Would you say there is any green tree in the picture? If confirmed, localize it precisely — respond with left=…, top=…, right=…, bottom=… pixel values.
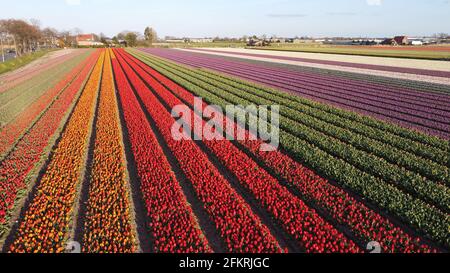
left=124, top=32, right=138, bottom=47
left=112, top=36, right=119, bottom=45
left=99, top=32, right=108, bottom=45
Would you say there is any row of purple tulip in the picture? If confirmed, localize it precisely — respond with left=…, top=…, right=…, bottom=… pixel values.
left=141, top=48, right=450, bottom=139
left=192, top=48, right=450, bottom=79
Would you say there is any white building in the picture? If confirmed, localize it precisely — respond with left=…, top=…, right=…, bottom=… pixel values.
left=411, top=40, right=424, bottom=46
left=165, top=39, right=186, bottom=43
left=76, top=34, right=104, bottom=47
left=188, top=38, right=214, bottom=43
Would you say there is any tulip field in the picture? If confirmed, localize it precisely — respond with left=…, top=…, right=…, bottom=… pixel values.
left=0, top=47, right=448, bottom=253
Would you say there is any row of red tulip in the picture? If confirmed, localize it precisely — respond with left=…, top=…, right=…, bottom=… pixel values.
left=113, top=49, right=282, bottom=253
left=9, top=50, right=105, bottom=253
left=0, top=52, right=92, bottom=157
left=0, top=51, right=99, bottom=237
left=81, top=50, right=136, bottom=253
left=124, top=49, right=437, bottom=253
left=111, top=50, right=212, bottom=253
left=116, top=49, right=360, bottom=253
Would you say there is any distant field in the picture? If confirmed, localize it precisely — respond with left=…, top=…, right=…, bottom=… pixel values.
left=247, top=44, right=450, bottom=60
left=153, top=42, right=246, bottom=48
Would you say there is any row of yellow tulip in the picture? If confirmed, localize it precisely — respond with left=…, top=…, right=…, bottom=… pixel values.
left=81, top=49, right=136, bottom=253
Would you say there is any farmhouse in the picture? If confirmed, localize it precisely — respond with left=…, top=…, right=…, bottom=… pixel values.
left=292, top=38, right=315, bottom=44
left=247, top=39, right=271, bottom=47
left=164, top=36, right=186, bottom=43
left=393, top=36, right=408, bottom=45
left=76, top=34, right=104, bottom=46
left=166, top=39, right=186, bottom=43
left=381, top=38, right=396, bottom=45
left=269, top=37, right=286, bottom=43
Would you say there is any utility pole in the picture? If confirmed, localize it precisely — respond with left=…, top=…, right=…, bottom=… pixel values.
left=0, top=35, right=4, bottom=63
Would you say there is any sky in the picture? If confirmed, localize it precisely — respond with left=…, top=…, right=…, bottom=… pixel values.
left=1, top=0, right=449, bottom=38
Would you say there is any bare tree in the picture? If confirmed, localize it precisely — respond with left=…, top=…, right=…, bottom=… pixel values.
left=112, top=36, right=119, bottom=45
left=59, top=30, right=75, bottom=48
left=96, top=32, right=105, bottom=45
left=9, top=19, right=41, bottom=54
left=30, top=18, right=41, bottom=29
left=28, top=19, right=42, bottom=51
left=117, top=32, right=126, bottom=40
left=42, top=27, right=58, bottom=47
left=144, top=27, right=158, bottom=44
left=438, top=33, right=449, bottom=39
left=72, top=28, right=83, bottom=36
left=4, top=19, right=32, bottom=56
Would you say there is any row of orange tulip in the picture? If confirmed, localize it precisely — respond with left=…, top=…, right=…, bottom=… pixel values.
left=9, top=50, right=105, bottom=253
left=81, top=49, right=136, bottom=253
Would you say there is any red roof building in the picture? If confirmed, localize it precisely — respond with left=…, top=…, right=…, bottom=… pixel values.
left=76, top=34, right=95, bottom=42
left=394, top=36, right=408, bottom=45
left=76, top=34, right=103, bottom=46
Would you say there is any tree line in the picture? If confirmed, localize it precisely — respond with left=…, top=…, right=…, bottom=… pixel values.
left=0, top=19, right=42, bottom=57
left=0, top=18, right=88, bottom=60
left=111, top=27, right=158, bottom=47
left=0, top=20, right=159, bottom=58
